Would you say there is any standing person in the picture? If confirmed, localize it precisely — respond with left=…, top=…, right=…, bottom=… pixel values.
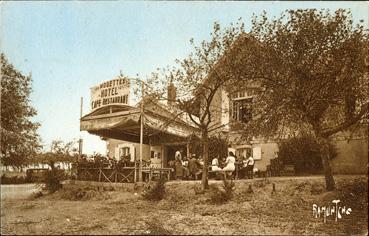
left=246, top=154, right=255, bottom=179
left=182, top=156, right=190, bottom=180
left=174, top=151, right=183, bottom=180
left=235, top=154, right=243, bottom=179
left=239, top=155, right=248, bottom=179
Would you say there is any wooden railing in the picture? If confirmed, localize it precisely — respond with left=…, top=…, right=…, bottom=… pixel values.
left=76, top=163, right=173, bottom=183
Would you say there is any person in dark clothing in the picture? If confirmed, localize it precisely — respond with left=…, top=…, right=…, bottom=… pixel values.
left=188, top=154, right=202, bottom=180
left=246, top=154, right=255, bottom=179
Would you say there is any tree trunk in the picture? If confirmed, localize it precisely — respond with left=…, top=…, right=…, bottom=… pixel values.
left=201, top=129, right=209, bottom=191
left=318, top=137, right=335, bottom=191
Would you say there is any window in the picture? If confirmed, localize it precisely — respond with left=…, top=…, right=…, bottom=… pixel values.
left=231, top=92, right=239, bottom=99
left=231, top=98, right=253, bottom=123
left=119, top=147, right=130, bottom=158
left=236, top=148, right=252, bottom=159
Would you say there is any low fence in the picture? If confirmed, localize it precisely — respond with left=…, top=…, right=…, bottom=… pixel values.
left=77, top=167, right=136, bottom=183
left=76, top=163, right=173, bottom=183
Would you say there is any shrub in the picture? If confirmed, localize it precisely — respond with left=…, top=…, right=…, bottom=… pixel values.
left=1, top=174, right=29, bottom=184
left=41, top=161, right=68, bottom=193
left=42, top=169, right=63, bottom=192
left=278, top=135, right=337, bottom=175
left=188, top=134, right=228, bottom=162
left=142, top=178, right=166, bottom=201
left=209, top=179, right=235, bottom=204
left=59, top=186, right=111, bottom=201
left=209, top=136, right=229, bottom=162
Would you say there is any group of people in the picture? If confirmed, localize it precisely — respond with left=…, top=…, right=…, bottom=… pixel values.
left=171, top=150, right=255, bottom=180
left=169, top=151, right=204, bottom=180
left=210, top=151, right=255, bottom=179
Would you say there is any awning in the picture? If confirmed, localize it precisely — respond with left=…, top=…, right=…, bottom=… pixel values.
left=80, top=104, right=200, bottom=145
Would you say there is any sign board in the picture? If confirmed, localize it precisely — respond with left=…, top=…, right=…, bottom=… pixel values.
left=90, top=77, right=130, bottom=111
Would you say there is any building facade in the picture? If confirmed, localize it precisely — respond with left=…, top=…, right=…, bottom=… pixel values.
left=207, top=84, right=368, bottom=174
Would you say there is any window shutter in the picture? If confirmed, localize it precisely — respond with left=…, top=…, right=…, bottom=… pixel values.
left=114, top=147, right=119, bottom=160
left=253, top=146, right=261, bottom=160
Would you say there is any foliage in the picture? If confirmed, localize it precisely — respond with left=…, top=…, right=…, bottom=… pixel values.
left=43, top=169, right=63, bottom=193
left=59, top=186, right=112, bottom=201
left=31, top=139, right=78, bottom=166
left=188, top=134, right=229, bottom=161
left=0, top=174, right=30, bottom=184
left=0, top=53, right=41, bottom=167
left=209, top=179, right=235, bottom=204
left=35, top=139, right=77, bottom=192
left=142, top=178, right=166, bottom=201
left=336, top=177, right=368, bottom=207
left=232, top=9, right=369, bottom=140
left=224, top=9, right=368, bottom=190
left=209, top=135, right=229, bottom=161
left=146, top=21, right=246, bottom=191
left=90, top=152, right=107, bottom=165
left=188, top=134, right=202, bottom=157
left=278, top=135, right=337, bottom=174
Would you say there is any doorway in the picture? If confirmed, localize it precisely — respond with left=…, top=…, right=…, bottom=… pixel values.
left=165, top=145, right=187, bottom=167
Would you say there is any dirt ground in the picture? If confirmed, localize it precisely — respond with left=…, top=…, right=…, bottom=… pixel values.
left=1, top=175, right=368, bottom=235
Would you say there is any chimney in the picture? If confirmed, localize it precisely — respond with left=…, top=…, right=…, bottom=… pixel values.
left=167, top=81, right=177, bottom=106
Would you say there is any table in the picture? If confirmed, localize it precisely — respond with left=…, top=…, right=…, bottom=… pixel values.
left=142, top=167, right=173, bottom=181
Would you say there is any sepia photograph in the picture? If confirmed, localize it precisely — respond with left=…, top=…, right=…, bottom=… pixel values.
left=1, top=1, right=368, bottom=235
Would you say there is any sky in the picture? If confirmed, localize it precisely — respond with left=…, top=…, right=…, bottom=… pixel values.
left=1, top=1, right=368, bottom=155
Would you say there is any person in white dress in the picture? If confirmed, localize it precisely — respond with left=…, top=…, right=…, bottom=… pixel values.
left=222, top=152, right=236, bottom=172
left=211, top=156, right=222, bottom=171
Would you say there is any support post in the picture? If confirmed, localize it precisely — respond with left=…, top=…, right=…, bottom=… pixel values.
left=78, top=97, right=83, bottom=162
left=139, top=81, right=144, bottom=182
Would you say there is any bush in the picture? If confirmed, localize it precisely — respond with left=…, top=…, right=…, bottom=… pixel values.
left=1, top=174, right=29, bottom=184
left=59, top=186, right=111, bottom=201
left=278, top=135, right=337, bottom=175
left=209, top=179, right=235, bottom=204
left=188, top=134, right=228, bottom=162
left=42, top=168, right=64, bottom=193
left=142, top=178, right=166, bottom=201
left=209, top=136, right=229, bottom=162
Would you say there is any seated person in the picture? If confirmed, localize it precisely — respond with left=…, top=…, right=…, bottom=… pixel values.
left=211, top=156, right=222, bottom=171
left=222, top=152, right=236, bottom=171
left=221, top=152, right=236, bottom=178
left=188, top=154, right=203, bottom=180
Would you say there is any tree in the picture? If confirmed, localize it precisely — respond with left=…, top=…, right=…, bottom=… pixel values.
left=147, top=22, right=245, bottom=190
left=1, top=53, right=41, bottom=168
left=278, top=134, right=337, bottom=175
left=34, top=139, right=78, bottom=167
left=228, top=9, right=368, bottom=190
